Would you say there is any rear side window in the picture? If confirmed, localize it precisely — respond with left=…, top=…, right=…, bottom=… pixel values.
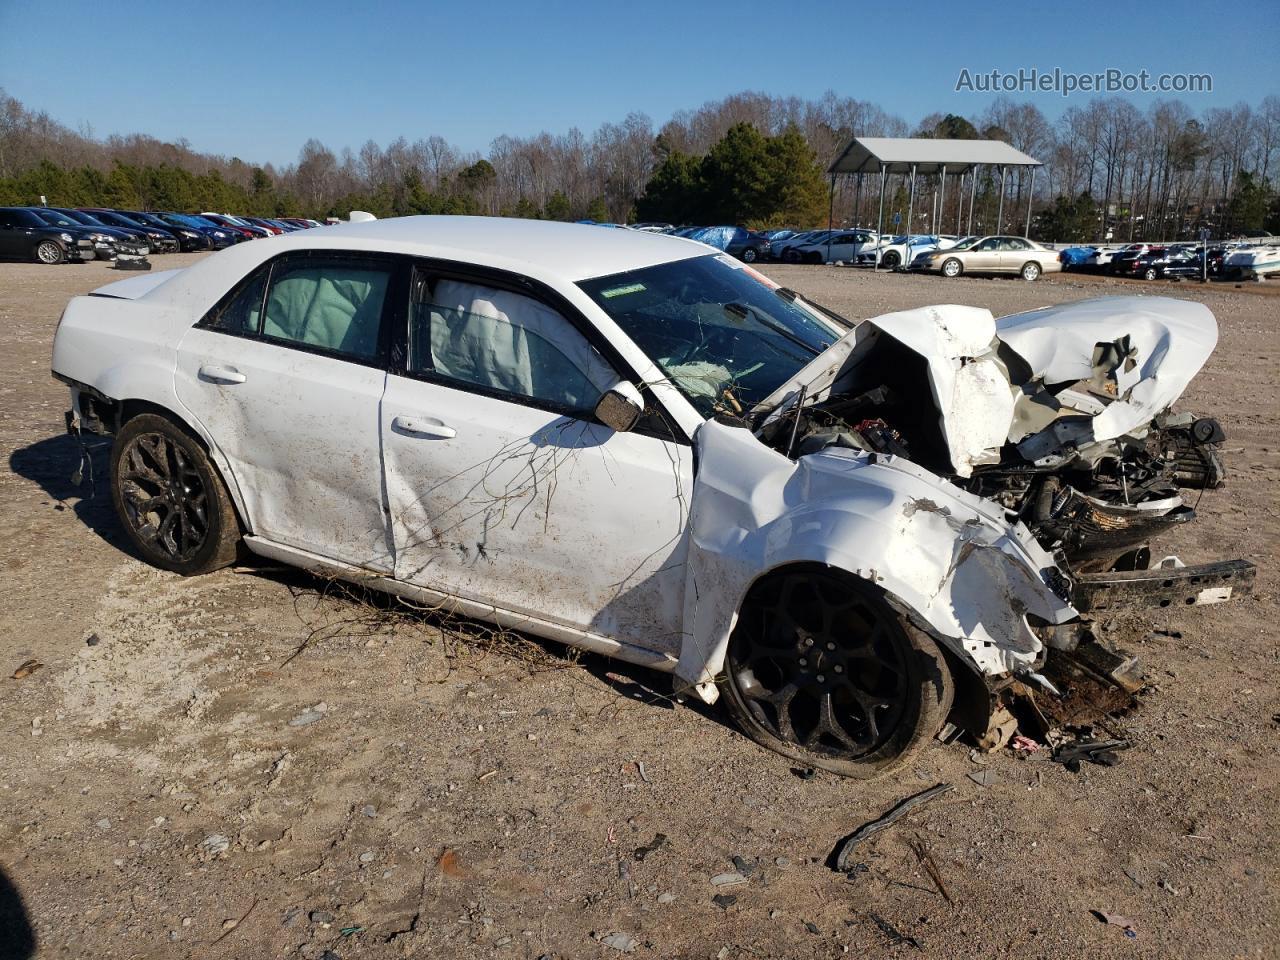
left=261, top=259, right=393, bottom=361
left=205, top=268, right=268, bottom=334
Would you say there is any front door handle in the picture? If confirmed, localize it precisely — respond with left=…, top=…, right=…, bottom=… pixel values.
left=391, top=415, right=456, bottom=439
left=199, top=363, right=247, bottom=385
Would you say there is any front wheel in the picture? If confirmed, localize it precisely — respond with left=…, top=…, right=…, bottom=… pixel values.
left=881, top=251, right=901, bottom=269
left=110, top=413, right=241, bottom=575
left=1143, top=267, right=1158, bottom=280
left=720, top=569, right=953, bottom=778
left=941, top=257, right=962, bottom=278
left=1020, top=261, right=1042, bottom=281
left=35, top=240, right=65, bottom=264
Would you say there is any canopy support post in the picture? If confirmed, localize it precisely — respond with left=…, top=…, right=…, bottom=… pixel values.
left=968, top=166, right=978, bottom=235
left=827, top=174, right=835, bottom=262
left=854, top=173, right=863, bottom=228
left=996, top=165, right=1007, bottom=233
left=1024, top=166, right=1036, bottom=237
left=874, top=164, right=887, bottom=272
left=938, top=165, right=947, bottom=239
left=904, top=163, right=917, bottom=268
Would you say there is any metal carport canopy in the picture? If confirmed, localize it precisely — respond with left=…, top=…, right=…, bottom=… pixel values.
left=828, top=137, right=1041, bottom=175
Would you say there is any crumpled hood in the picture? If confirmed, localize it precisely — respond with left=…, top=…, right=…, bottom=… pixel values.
left=756, top=295, right=1218, bottom=476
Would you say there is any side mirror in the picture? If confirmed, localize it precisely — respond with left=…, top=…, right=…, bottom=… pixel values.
left=594, top=381, right=644, bottom=433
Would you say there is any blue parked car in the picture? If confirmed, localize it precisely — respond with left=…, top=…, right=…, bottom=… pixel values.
left=155, top=213, right=239, bottom=249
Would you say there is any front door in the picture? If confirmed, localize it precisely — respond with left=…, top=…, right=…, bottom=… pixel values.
left=380, top=266, right=691, bottom=654
left=174, top=251, right=400, bottom=570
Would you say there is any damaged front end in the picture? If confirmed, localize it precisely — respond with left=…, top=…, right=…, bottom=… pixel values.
left=706, top=295, right=1254, bottom=750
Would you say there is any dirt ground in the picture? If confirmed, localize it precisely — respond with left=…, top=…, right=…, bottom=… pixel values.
left=0, top=253, right=1276, bottom=960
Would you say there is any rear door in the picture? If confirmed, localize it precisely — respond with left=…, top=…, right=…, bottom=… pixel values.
left=174, top=251, right=403, bottom=570
left=378, top=262, right=691, bottom=654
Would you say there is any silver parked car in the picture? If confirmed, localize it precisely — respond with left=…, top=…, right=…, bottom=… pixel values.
left=910, top=235, right=1062, bottom=280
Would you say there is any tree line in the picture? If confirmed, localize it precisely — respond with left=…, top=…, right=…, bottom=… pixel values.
left=1, top=87, right=1276, bottom=240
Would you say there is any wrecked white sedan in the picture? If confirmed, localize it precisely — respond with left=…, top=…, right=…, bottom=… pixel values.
left=51, top=217, right=1253, bottom=776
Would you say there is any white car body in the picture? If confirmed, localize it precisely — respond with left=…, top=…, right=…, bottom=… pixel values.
left=50, top=217, right=1249, bottom=766
left=856, top=235, right=955, bottom=268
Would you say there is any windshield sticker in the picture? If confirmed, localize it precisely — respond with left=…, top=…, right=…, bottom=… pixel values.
left=601, top=282, right=646, bottom=299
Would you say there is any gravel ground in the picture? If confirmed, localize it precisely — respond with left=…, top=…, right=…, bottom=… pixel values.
left=0, top=253, right=1276, bottom=959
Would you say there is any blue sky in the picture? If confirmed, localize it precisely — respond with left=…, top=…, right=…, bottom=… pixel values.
left=1, top=1, right=1273, bottom=166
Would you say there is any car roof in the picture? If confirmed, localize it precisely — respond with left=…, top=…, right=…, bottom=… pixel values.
left=277, top=215, right=711, bottom=281
left=127, top=215, right=717, bottom=312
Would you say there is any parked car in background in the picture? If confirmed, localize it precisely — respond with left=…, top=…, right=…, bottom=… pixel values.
left=119, top=211, right=211, bottom=251
left=80, top=209, right=180, bottom=253
left=0, top=206, right=94, bottom=263
left=1057, top=246, right=1097, bottom=270
left=1131, top=248, right=1202, bottom=280
left=770, top=229, right=833, bottom=260
left=785, top=230, right=877, bottom=264
left=29, top=208, right=144, bottom=260
left=200, top=213, right=270, bottom=240
left=47, top=207, right=153, bottom=250
left=240, top=216, right=287, bottom=235
left=910, top=235, right=1062, bottom=280
left=858, top=235, right=954, bottom=269
left=687, top=226, right=771, bottom=263
left=154, top=213, right=237, bottom=249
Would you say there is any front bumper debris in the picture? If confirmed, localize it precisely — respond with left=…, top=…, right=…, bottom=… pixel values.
left=1071, top=558, right=1256, bottom=614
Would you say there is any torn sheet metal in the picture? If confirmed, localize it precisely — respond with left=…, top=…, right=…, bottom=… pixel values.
left=753, top=295, right=1218, bottom=477
left=676, top=420, right=1077, bottom=701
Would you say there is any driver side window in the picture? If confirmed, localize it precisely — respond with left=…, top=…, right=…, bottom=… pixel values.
left=975, top=238, right=999, bottom=251
left=407, top=270, right=618, bottom=414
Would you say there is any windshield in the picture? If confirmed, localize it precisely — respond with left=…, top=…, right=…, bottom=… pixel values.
left=32, top=209, right=78, bottom=227
left=65, top=210, right=106, bottom=225
left=948, top=236, right=982, bottom=251
left=106, top=213, right=147, bottom=228
left=579, top=254, right=843, bottom=418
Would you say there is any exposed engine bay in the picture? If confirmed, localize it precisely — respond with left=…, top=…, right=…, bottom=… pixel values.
left=739, top=296, right=1255, bottom=743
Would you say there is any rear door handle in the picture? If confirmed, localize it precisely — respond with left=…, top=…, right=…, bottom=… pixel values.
left=199, top=363, right=247, bottom=385
left=392, top=415, right=456, bottom=439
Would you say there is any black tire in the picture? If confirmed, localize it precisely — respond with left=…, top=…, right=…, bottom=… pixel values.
left=35, top=240, right=65, bottom=265
left=720, top=568, right=953, bottom=778
left=110, top=413, right=241, bottom=576
left=881, top=251, right=900, bottom=269
left=1143, top=267, right=1158, bottom=280
left=741, top=247, right=758, bottom=263
left=941, top=257, right=963, bottom=278
left=784, top=249, right=802, bottom=263
left=1020, top=261, right=1041, bottom=281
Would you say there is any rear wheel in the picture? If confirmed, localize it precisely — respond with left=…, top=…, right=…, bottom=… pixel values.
left=741, top=247, right=758, bottom=263
left=110, top=413, right=241, bottom=576
left=35, top=240, right=65, bottom=264
left=941, top=257, right=963, bottom=278
left=1020, top=261, right=1042, bottom=281
left=720, top=568, right=952, bottom=778
left=1143, top=267, right=1158, bottom=280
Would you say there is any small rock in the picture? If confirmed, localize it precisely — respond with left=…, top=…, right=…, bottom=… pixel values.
left=310, top=909, right=336, bottom=925
left=967, top=769, right=999, bottom=787
left=730, top=855, right=755, bottom=876
left=221, top=918, right=238, bottom=931
left=95, top=818, right=112, bottom=831
left=359, top=851, right=375, bottom=863
left=804, top=921, right=820, bottom=934
left=656, top=892, right=676, bottom=904
left=182, top=917, right=193, bottom=928
left=289, top=709, right=325, bottom=727
left=769, top=908, right=783, bottom=920
left=200, top=833, right=230, bottom=855
left=710, top=872, right=748, bottom=887
left=774, top=856, right=791, bottom=867
left=711, top=894, right=737, bottom=910
left=595, top=930, right=638, bottom=952
left=360, top=805, right=377, bottom=818
left=86, top=633, right=101, bottom=646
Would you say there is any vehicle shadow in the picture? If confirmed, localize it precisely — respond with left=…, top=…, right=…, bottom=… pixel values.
left=7, top=433, right=135, bottom=554
left=238, top=561, right=729, bottom=732
left=0, top=865, right=36, bottom=959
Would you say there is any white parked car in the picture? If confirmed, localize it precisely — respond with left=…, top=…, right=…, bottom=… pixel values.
left=51, top=217, right=1252, bottom=776
left=783, top=229, right=878, bottom=264
left=854, top=235, right=955, bottom=269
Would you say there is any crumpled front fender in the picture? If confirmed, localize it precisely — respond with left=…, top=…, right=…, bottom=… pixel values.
left=677, top=421, right=1078, bottom=702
